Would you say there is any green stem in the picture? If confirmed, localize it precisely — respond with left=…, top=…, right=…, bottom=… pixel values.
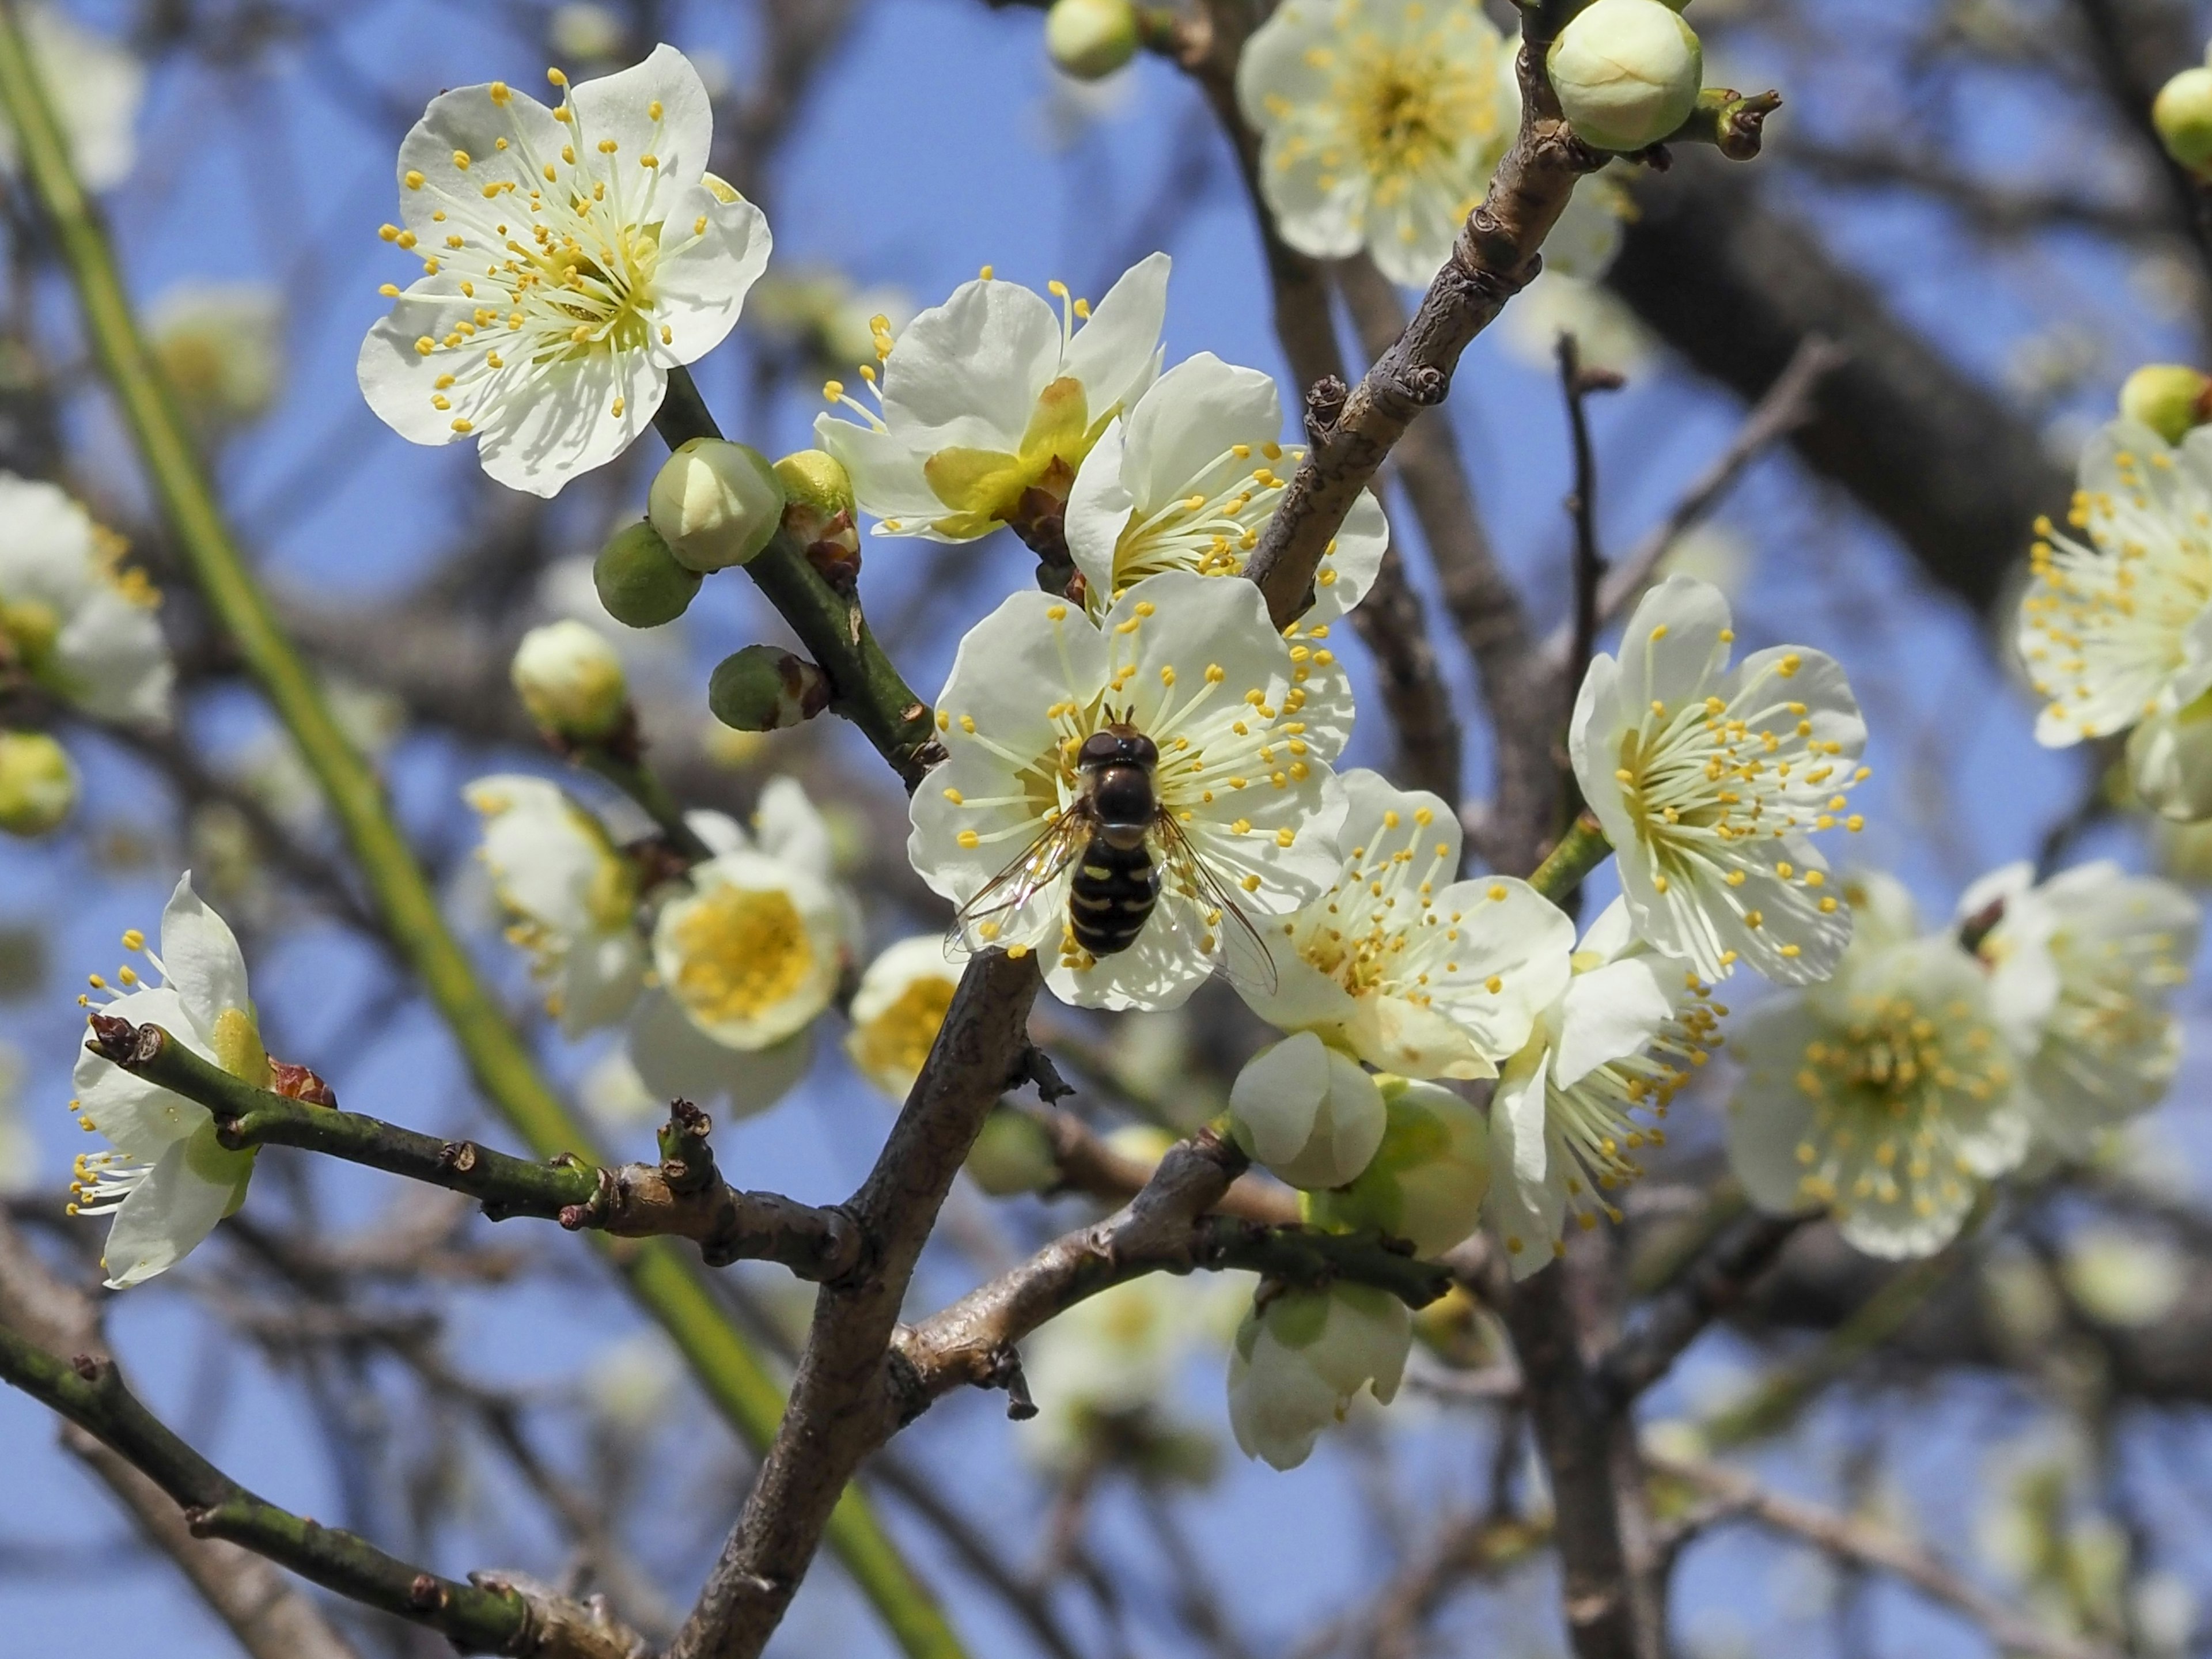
left=0, top=1328, right=532, bottom=1654
left=577, top=741, right=715, bottom=862
left=1527, top=813, right=1612, bottom=904
left=0, top=16, right=961, bottom=1656
left=654, top=374, right=938, bottom=789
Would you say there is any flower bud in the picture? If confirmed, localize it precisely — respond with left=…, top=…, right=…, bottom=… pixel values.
left=2120, top=365, right=2212, bottom=447
left=2154, top=66, right=2212, bottom=177
left=1226, top=1283, right=1410, bottom=1470
left=649, top=438, right=785, bottom=573
left=593, top=520, right=703, bottom=629
left=773, top=448, right=856, bottom=520
left=708, top=645, right=833, bottom=733
left=511, top=619, right=628, bottom=743
left=965, top=1107, right=1059, bottom=1195
left=1046, top=0, right=1141, bottom=80
left=1306, top=1078, right=1490, bottom=1256
left=1228, top=1031, right=1387, bottom=1191
left=1548, top=0, right=1705, bottom=153
left=0, top=731, right=74, bottom=837
left=2129, top=690, right=2212, bottom=822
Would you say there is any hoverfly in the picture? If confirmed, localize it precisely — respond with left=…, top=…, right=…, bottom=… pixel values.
left=950, top=716, right=1275, bottom=988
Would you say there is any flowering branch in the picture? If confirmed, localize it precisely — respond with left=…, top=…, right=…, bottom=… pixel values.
left=0, top=1324, right=647, bottom=1658
left=0, top=24, right=959, bottom=1657
left=653, top=374, right=939, bottom=789
left=83, top=1016, right=865, bottom=1282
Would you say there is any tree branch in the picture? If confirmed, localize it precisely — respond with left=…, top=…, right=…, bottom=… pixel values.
left=82, top=1016, right=865, bottom=1282
left=1596, top=1213, right=1804, bottom=1405
left=0, top=1322, right=646, bottom=1658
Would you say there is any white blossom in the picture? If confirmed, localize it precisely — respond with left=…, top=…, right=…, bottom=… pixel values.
left=147, top=281, right=286, bottom=431
left=357, top=46, right=771, bottom=498
left=1959, top=860, right=2198, bottom=1156
left=1237, top=769, right=1575, bottom=1080
left=1226, top=1283, right=1410, bottom=1471
left=70, top=876, right=264, bottom=1288
left=0, top=474, right=171, bottom=728
left=632, top=779, right=847, bottom=1118
left=1229, top=1030, right=1388, bottom=1190
left=845, top=935, right=961, bottom=1099
left=1570, top=573, right=1870, bottom=984
left=464, top=774, right=644, bottom=1036
left=908, top=570, right=1346, bottom=1010
left=2017, top=420, right=2212, bottom=748
left=1064, top=350, right=1387, bottom=752
left=814, top=255, right=1168, bottom=541
left=1490, top=897, right=1723, bottom=1277
left=1728, top=872, right=2031, bottom=1260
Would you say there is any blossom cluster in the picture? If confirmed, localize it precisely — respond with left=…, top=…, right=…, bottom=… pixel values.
left=45, top=37, right=2202, bottom=1505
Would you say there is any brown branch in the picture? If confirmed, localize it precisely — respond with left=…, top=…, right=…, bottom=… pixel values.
left=1558, top=332, right=1623, bottom=726
left=1024, top=1101, right=1302, bottom=1225
left=1596, top=1214, right=1804, bottom=1405
left=0, top=1213, right=363, bottom=1659
left=1543, top=334, right=1849, bottom=668
left=1648, top=1452, right=2123, bottom=1659
left=666, top=948, right=1044, bottom=1659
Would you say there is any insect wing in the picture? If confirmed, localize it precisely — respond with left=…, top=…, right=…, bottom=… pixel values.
left=948, top=806, right=1091, bottom=956
left=1151, top=813, right=1279, bottom=995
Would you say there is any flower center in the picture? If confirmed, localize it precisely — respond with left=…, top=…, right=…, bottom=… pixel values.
left=1109, top=443, right=1302, bottom=597
left=853, top=978, right=956, bottom=1091
left=0, top=596, right=59, bottom=671
left=671, top=886, right=815, bottom=1023
left=1339, top=43, right=1490, bottom=195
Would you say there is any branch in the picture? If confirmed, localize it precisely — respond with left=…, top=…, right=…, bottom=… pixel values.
left=1243, top=12, right=1660, bottom=628
left=1024, top=1101, right=1301, bottom=1225
left=1596, top=1213, right=1803, bottom=1404
left=668, top=948, right=1045, bottom=1659
left=1543, top=335, right=1848, bottom=668
left=1648, top=1452, right=2122, bottom=1659
left=1558, top=332, right=1622, bottom=719
left=84, top=1016, right=864, bottom=1282
left=893, top=1130, right=1452, bottom=1412
left=0, top=1323, right=646, bottom=1658
left=0, top=1213, right=363, bottom=1659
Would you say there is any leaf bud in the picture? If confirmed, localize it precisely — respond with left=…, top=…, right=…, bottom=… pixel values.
left=593, top=519, right=703, bottom=629
left=2154, top=66, right=2212, bottom=177
left=0, top=731, right=74, bottom=837
left=1548, top=0, right=1705, bottom=153
left=1046, top=0, right=1141, bottom=81
left=510, top=619, right=628, bottom=743
left=649, top=438, right=785, bottom=573
left=2119, top=364, right=2212, bottom=446
left=1305, top=1077, right=1490, bottom=1256
left=707, top=644, right=833, bottom=733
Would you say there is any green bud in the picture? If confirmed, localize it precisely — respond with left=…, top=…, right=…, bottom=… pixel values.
left=965, top=1108, right=1059, bottom=1196
left=1046, top=0, right=1141, bottom=80
left=2154, top=66, right=2212, bottom=177
left=1548, top=0, right=1705, bottom=153
left=707, top=645, right=832, bottom=733
left=511, top=619, right=628, bottom=742
left=0, top=731, right=74, bottom=837
left=2119, top=364, right=2212, bottom=447
left=1306, top=1078, right=1490, bottom=1256
left=773, top=448, right=856, bottom=519
left=648, top=438, right=785, bottom=573
left=593, top=520, right=703, bottom=629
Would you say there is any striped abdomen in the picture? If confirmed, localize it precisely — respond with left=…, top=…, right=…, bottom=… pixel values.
left=1069, top=834, right=1158, bottom=958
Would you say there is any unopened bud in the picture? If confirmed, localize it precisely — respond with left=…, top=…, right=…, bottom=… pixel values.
left=965, top=1108, right=1058, bottom=1195
left=1228, top=1031, right=1387, bottom=1191
left=2154, top=66, right=2212, bottom=177
left=648, top=438, right=785, bottom=573
left=2129, top=690, right=2212, bottom=823
left=1548, top=0, right=1705, bottom=153
left=0, top=731, right=74, bottom=837
left=594, top=520, right=703, bottom=629
left=511, top=620, right=628, bottom=742
left=2120, top=364, right=2212, bottom=447
left=1306, top=1078, right=1489, bottom=1256
left=773, top=448, right=856, bottom=520
left=707, top=644, right=832, bottom=733
left=1047, top=0, right=1141, bottom=80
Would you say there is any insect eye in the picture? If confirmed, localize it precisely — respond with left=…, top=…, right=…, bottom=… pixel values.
left=1126, top=733, right=1159, bottom=765
left=1078, top=732, right=1123, bottom=766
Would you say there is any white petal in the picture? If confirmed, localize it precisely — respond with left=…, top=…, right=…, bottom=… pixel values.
left=1062, top=252, right=1171, bottom=417
left=100, top=1135, right=241, bottom=1289
left=478, top=348, right=663, bottom=499
left=566, top=44, right=717, bottom=194
left=813, top=413, right=951, bottom=528
left=878, top=275, right=1061, bottom=445
left=653, top=183, right=772, bottom=365
left=1552, top=957, right=1672, bottom=1089
left=627, top=989, right=813, bottom=1118
left=158, top=874, right=249, bottom=1038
